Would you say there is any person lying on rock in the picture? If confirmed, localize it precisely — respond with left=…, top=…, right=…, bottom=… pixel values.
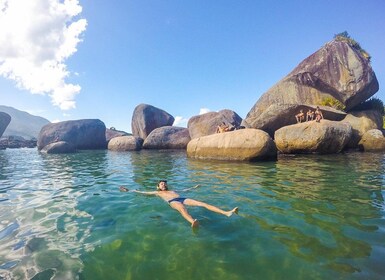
left=216, top=122, right=231, bottom=133
left=295, top=110, right=305, bottom=123
left=119, top=180, right=238, bottom=228
left=315, top=106, right=324, bottom=122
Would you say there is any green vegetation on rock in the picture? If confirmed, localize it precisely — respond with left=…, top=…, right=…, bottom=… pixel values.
left=334, top=31, right=371, bottom=61
left=320, top=97, right=346, bottom=111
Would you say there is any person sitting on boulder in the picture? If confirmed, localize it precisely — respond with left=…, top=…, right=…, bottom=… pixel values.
left=315, top=106, right=324, bottom=122
left=306, top=109, right=314, bottom=121
left=295, top=110, right=305, bottom=123
left=216, top=122, right=231, bottom=133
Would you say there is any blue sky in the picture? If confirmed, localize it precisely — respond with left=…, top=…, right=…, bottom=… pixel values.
left=1, top=0, right=384, bottom=133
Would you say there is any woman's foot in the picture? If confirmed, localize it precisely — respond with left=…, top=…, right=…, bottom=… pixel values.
left=119, top=186, right=129, bottom=192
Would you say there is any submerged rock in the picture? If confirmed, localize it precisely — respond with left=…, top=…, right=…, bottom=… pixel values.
left=187, top=128, right=276, bottom=161
left=41, top=141, right=76, bottom=154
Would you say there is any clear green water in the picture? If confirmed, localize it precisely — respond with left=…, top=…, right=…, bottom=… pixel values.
left=0, top=149, right=384, bottom=280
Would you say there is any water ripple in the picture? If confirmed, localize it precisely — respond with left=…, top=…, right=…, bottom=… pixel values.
left=0, top=149, right=384, bottom=279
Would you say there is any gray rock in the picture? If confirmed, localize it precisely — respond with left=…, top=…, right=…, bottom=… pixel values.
left=242, top=104, right=346, bottom=137
left=143, top=126, right=191, bottom=149
left=358, top=129, right=385, bottom=152
left=342, top=110, right=383, bottom=148
left=187, top=128, right=277, bottom=161
left=274, top=120, right=352, bottom=154
left=244, top=39, right=378, bottom=128
left=131, top=104, right=174, bottom=139
left=187, top=109, right=242, bottom=139
left=41, top=141, right=76, bottom=154
left=0, top=112, right=11, bottom=138
left=108, top=136, right=143, bottom=151
left=106, top=128, right=130, bottom=143
left=37, top=119, right=107, bottom=150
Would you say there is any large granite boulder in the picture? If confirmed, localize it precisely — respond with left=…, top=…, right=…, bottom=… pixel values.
left=131, top=104, right=174, bottom=140
left=342, top=110, right=383, bottom=148
left=40, top=141, right=76, bottom=154
left=108, top=136, right=143, bottom=151
left=187, top=128, right=277, bottom=161
left=274, top=120, right=352, bottom=154
left=243, top=39, right=378, bottom=128
left=106, top=128, right=130, bottom=143
left=358, top=129, right=385, bottom=152
left=0, top=112, right=11, bottom=138
left=37, top=119, right=107, bottom=150
left=143, top=126, right=191, bottom=149
left=243, top=104, right=346, bottom=137
left=187, top=109, right=242, bottom=139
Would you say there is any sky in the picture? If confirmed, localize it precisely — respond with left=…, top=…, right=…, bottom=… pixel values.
left=0, top=0, right=384, bottom=133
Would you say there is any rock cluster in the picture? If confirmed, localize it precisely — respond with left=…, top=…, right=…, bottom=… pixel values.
left=13, top=38, right=385, bottom=158
left=0, top=136, right=37, bottom=149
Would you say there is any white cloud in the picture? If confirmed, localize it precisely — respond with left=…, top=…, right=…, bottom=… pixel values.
left=0, top=0, right=87, bottom=110
left=173, top=116, right=188, bottom=127
left=199, top=108, right=211, bottom=115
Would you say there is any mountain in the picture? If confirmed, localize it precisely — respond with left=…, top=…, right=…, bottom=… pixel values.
left=0, top=105, right=50, bottom=139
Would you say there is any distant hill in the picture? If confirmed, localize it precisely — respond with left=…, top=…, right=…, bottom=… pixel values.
left=0, top=105, right=50, bottom=139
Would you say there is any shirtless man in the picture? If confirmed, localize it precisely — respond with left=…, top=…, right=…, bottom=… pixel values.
left=306, top=109, right=314, bottom=121
left=314, top=106, right=324, bottom=122
left=295, top=110, right=305, bottom=123
left=120, top=180, right=238, bottom=228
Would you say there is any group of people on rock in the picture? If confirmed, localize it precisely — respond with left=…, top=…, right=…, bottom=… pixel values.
left=216, top=122, right=245, bottom=133
left=295, top=106, right=323, bottom=123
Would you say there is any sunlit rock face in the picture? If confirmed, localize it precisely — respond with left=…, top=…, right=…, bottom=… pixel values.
left=274, top=120, right=352, bottom=154
left=187, top=128, right=277, bottom=161
left=243, top=39, right=379, bottom=130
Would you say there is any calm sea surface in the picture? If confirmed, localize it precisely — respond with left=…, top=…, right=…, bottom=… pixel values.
left=0, top=148, right=384, bottom=280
